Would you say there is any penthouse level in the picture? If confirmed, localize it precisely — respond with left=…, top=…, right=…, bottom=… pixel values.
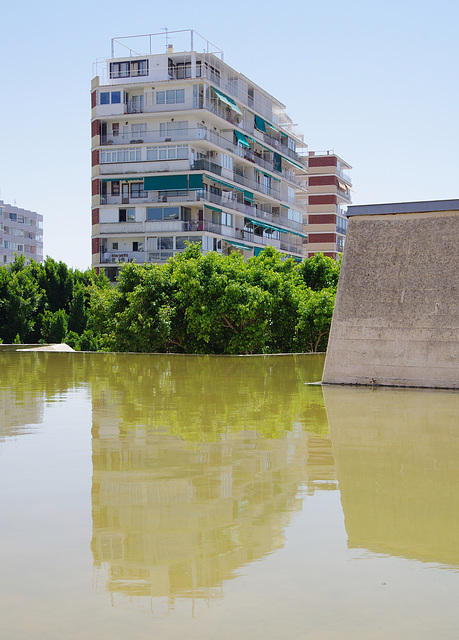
left=91, top=30, right=308, bottom=279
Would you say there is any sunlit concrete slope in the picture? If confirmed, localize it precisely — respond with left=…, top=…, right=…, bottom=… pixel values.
left=323, top=199, right=459, bottom=388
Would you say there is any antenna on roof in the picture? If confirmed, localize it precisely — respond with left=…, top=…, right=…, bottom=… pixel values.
left=162, top=26, right=172, bottom=53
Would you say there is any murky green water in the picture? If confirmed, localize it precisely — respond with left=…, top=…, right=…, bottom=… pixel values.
left=1, top=352, right=459, bottom=639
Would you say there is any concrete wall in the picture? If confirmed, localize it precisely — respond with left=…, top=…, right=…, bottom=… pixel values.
left=322, top=200, right=459, bottom=388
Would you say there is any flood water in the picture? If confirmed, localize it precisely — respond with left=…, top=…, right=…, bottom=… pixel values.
left=1, top=352, right=459, bottom=639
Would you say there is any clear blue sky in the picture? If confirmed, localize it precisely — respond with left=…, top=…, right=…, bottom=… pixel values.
left=1, top=0, right=458, bottom=270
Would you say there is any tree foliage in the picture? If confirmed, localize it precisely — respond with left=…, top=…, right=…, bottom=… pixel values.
left=0, top=249, right=340, bottom=353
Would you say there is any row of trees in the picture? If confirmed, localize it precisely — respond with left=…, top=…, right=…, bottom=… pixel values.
left=0, top=246, right=340, bottom=354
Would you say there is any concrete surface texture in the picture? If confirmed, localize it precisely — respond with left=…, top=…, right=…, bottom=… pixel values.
left=322, top=202, right=459, bottom=388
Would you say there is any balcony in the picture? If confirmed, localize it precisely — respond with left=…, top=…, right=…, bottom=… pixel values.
left=100, top=127, right=306, bottom=188
left=99, top=189, right=302, bottom=235
left=191, top=158, right=222, bottom=175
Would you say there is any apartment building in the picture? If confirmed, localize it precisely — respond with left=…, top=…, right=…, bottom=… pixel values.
left=303, top=151, right=352, bottom=259
left=0, top=200, right=44, bottom=265
left=91, top=30, right=308, bottom=280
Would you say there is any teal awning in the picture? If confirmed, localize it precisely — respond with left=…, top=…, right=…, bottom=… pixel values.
left=204, top=175, right=244, bottom=193
left=243, top=190, right=254, bottom=201
left=212, top=87, right=242, bottom=115
left=254, top=115, right=266, bottom=133
left=273, top=152, right=282, bottom=173
left=189, top=173, right=203, bottom=190
left=266, top=121, right=278, bottom=132
left=144, top=174, right=188, bottom=191
left=205, top=205, right=222, bottom=213
left=284, top=156, right=306, bottom=171
left=245, top=216, right=288, bottom=234
left=234, top=130, right=250, bottom=149
left=226, top=240, right=251, bottom=251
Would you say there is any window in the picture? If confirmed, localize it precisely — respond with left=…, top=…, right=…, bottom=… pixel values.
left=175, top=62, right=192, bottom=79
left=112, top=242, right=118, bottom=250
left=131, top=59, right=148, bottom=77
left=211, top=211, right=232, bottom=227
left=147, top=206, right=182, bottom=221
left=159, top=237, right=173, bottom=250
left=111, top=181, right=120, bottom=196
left=221, top=154, right=233, bottom=170
left=222, top=211, right=233, bottom=227
left=163, top=207, right=180, bottom=220
left=133, top=241, right=144, bottom=252
left=119, top=208, right=135, bottom=222
left=131, top=122, right=147, bottom=139
left=110, top=61, right=130, bottom=79
left=9, top=212, right=17, bottom=221
left=130, top=184, right=144, bottom=199
left=287, top=186, right=296, bottom=204
left=147, top=145, right=188, bottom=161
left=100, top=91, right=122, bottom=105
left=159, top=120, right=188, bottom=137
left=288, top=208, right=303, bottom=224
left=100, top=147, right=141, bottom=163
left=112, top=123, right=119, bottom=137
left=176, top=236, right=201, bottom=250
left=156, top=89, right=185, bottom=105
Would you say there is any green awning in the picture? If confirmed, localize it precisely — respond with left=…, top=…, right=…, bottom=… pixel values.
left=266, top=121, right=278, bottom=132
left=284, top=156, right=306, bottom=171
left=254, top=115, right=266, bottom=133
left=212, top=87, right=242, bottom=115
left=243, top=190, right=254, bottom=201
left=234, top=130, right=250, bottom=149
left=245, top=217, right=288, bottom=234
left=204, top=175, right=244, bottom=193
left=205, top=205, right=222, bottom=213
left=144, top=174, right=188, bottom=191
left=189, top=173, right=203, bottom=190
left=273, top=152, right=282, bottom=173
left=226, top=240, right=251, bottom=251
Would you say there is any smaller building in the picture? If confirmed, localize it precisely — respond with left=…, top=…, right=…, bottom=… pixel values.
left=0, top=200, right=44, bottom=265
left=304, top=151, right=352, bottom=259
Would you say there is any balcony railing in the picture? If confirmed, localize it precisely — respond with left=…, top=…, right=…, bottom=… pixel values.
left=99, top=189, right=303, bottom=234
left=97, top=98, right=307, bottom=167
left=100, top=127, right=306, bottom=188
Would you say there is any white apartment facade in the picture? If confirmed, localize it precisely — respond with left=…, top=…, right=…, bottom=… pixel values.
left=0, top=200, right=44, bottom=265
left=91, top=31, right=308, bottom=280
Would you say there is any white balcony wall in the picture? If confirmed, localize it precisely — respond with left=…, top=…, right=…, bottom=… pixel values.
left=99, top=208, right=119, bottom=223
left=99, top=160, right=190, bottom=176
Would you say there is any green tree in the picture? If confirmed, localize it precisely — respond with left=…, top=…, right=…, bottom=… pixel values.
left=41, top=309, right=68, bottom=344
left=298, top=252, right=340, bottom=290
left=295, top=287, right=336, bottom=352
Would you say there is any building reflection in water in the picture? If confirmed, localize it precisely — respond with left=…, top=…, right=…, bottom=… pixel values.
left=90, top=353, right=336, bottom=604
left=323, top=384, right=459, bottom=568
